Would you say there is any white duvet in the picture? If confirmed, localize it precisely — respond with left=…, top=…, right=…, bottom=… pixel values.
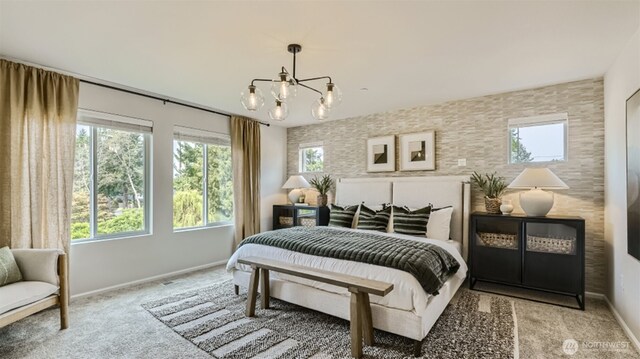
left=226, top=227, right=468, bottom=313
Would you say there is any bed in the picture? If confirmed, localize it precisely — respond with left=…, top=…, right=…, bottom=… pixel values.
left=227, top=176, right=470, bottom=343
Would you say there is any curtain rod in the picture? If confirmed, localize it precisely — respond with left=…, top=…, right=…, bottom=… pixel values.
left=79, top=79, right=270, bottom=127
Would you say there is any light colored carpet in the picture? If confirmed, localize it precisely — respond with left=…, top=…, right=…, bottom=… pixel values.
left=0, top=265, right=638, bottom=358
left=142, top=280, right=515, bottom=358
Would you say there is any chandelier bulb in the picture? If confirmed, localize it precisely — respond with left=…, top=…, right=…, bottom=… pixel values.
left=323, top=82, right=342, bottom=110
left=271, top=71, right=297, bottom=100
left=240, top=84, right=264, bottom=111
left=311, top=97, right=330, bottom=121
left=268, top=99, right=289, bottom=121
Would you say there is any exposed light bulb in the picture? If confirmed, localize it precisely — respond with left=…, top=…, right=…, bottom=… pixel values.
left=240, top=85, right=264, bottom=111
left=311, top=97, right=330, bottom=120
left=268, top=100, right=289, bottom=121
left=323, top=83, right=342, bottom=109
left=271, top=72, right=297, bottom=100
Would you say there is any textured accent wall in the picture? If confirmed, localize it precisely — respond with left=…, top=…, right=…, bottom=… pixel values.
left=287, top=78, right=605, bottom=293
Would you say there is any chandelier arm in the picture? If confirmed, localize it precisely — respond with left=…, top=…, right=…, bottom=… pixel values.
left=296, top=82, right=323, bottom=96
left=295, top=76, right=333, bottom=84
left=250, top=78, right=273, bottom=86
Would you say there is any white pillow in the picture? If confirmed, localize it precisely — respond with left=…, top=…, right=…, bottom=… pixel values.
left=426, top=207, right=453, bottom=240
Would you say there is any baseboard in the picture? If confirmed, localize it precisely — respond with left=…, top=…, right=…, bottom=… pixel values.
left=70, top=259, right=228, bottom=299
left=585, top=291, right=605, bottom=299
left=603, top=296, right=640, bottom=353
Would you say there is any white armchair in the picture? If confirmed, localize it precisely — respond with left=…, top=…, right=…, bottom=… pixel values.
left=0, top=249, right=68, bottom=329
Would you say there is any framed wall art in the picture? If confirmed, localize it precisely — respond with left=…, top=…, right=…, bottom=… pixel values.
left=366, top=135, right=395, bottom=172
left=399, top=131, right=435, bottom=171
left=627, top=88, right=640, bottom=261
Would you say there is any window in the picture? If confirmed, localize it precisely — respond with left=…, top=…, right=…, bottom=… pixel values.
left=71, top=110, right=151, bottom=241
left=508, top=113, right=568, bottom=164
left=299, top=142, right=324, bottom=173
left=173, top=127, right=233, bottom=230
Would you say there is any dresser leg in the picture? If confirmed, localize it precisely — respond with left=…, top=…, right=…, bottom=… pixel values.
left=234, top=284, right=239, bottom=295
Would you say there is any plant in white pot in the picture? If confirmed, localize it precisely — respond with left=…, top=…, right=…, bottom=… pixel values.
left=471, top=171, right=508, bottom=214
left=308, top=174, right=334, bottom=207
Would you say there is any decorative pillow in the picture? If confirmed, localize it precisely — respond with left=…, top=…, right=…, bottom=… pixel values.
left=427, top=206, right=454, bottom=240
left=0, top=246, right=23, bottom=287
left=392, top=205, right=432, bottom=236
left=329, top=204, right=359, bottom=228
left=356, top=205, right=391, bottom=232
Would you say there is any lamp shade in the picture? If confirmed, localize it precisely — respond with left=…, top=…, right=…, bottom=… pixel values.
left=508, top=168, right=569, bottom=190
left=282, top=175, right=310, bottom=189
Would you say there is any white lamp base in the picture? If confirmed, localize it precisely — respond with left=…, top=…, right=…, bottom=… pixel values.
left=519, top=188, right=554, bottom=216
left=288, top=189, right=303, bottom=204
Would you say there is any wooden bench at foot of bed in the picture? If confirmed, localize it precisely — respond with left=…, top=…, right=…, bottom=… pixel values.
left=237, top=256, right=394, bottom=359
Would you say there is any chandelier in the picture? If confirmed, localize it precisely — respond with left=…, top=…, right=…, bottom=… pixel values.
left=240, top=44, right=342, bottom=121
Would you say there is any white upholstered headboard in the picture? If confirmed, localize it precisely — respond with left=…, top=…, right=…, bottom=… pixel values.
left=335, top=176, right=471, bottom=260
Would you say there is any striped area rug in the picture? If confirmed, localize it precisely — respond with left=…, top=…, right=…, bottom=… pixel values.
left=142, top=280, right=516, bottom=358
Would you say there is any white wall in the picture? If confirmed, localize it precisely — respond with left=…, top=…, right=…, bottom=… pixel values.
left=71, top=83, right=286, bottom=296
left=604, top=26, right=640, bottom=345
left=260, top=125, right=288, bottom=231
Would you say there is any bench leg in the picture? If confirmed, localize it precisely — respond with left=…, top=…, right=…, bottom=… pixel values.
left=413, top=339, right=423, bottom=357
left=246, top=266, right=260, bottom=317
left=260, top=268, right=270, bottom=309
left=349, top=291, right=363, bottom=358
left=234, top=284, right=239, bottom=296
left=359, top=293, right=374, bottom=346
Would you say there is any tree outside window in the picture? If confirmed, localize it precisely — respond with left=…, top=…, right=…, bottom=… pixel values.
left=300, top=146, right=324, bottom=173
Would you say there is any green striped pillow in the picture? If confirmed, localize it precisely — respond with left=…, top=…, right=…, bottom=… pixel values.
left=356, top=205, right=391, bottom=232
left=392, top=205, right=432, bottom=236
left=329, top=204, right=359, bottom=228
left=0, top=246, right=22, bottom=287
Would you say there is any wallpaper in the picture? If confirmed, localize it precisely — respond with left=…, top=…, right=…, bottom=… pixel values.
left=287, top=78, right=605, bottom=293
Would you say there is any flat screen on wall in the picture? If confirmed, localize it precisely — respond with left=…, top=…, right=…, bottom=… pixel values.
left=627, top=88, right=640, bottom=261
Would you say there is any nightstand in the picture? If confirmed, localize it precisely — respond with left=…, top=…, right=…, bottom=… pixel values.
left=272, top=205, right=330, bottom=230
left=469, top=212, right=585, bottom=310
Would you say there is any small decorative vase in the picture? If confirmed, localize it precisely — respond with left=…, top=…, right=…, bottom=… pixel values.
left=500, top=200, right=514, bottom=215
left=317, top=194, right=328, bottom=207
left=484, top=197, right=502, bottom=214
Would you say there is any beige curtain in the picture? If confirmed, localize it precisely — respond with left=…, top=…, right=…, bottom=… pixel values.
left=0, top=60, right=79, bottom=254
left=231, top=116, right=261, bottom=247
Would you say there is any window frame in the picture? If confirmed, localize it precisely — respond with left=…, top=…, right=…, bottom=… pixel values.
left=507, top=113, right=568, bottom=164
left=172, top=131, right=233, bottom=232
left=298, top=141, right=324, bottom=173
left=72, top=110, right=152, bottom=243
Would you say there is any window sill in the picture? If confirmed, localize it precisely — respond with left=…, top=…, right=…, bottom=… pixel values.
left=173, top=223, right=234, bottom=233
left=71, top=232, right=151, bottom=245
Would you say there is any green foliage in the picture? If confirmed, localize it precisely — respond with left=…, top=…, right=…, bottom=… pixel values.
left=71, top=222, right=90, bottom=240
left=309, top=174, right=334, bottom=195
left=98, top=208, right=144, bottom=235
left=303, top=148, right=323, bottom=172
left=510, top=128, right=533, bottom=163
left=206, top=145, right=234, bottom=222
left=471, top=171, right=508, bottom=199
left=173, top=190, right=204, bottom=228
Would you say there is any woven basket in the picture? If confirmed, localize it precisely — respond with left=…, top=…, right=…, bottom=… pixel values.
left=477, top=232, right=518, bottom=249
left=279, top=216, right=293, bottom=226
left=299, top=218, right=316, bottom=227
left=527, top=235, right=576, bottom=255
left=484, top=197, right=502, bottom=214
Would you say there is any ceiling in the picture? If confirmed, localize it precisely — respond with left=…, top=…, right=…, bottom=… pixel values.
left=1, top=1, right=639, bottom=127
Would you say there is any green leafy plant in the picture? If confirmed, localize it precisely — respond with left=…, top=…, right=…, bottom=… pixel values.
left=471, top=171, right=508, bottom=199
left=308, top=174, right=334, bottom=195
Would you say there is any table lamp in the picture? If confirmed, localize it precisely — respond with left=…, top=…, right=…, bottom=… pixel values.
left=282, top=175, right=310, bottom=204
left=508, top=168, right=569, bottom=216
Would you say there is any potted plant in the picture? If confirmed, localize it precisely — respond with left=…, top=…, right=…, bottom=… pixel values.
left=309, top=174, right=334, bottom=207
left=471, top=171, right=508, bottom=214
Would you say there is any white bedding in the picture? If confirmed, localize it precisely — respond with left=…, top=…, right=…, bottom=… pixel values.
left=226, top=227, right=467, bottom=313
